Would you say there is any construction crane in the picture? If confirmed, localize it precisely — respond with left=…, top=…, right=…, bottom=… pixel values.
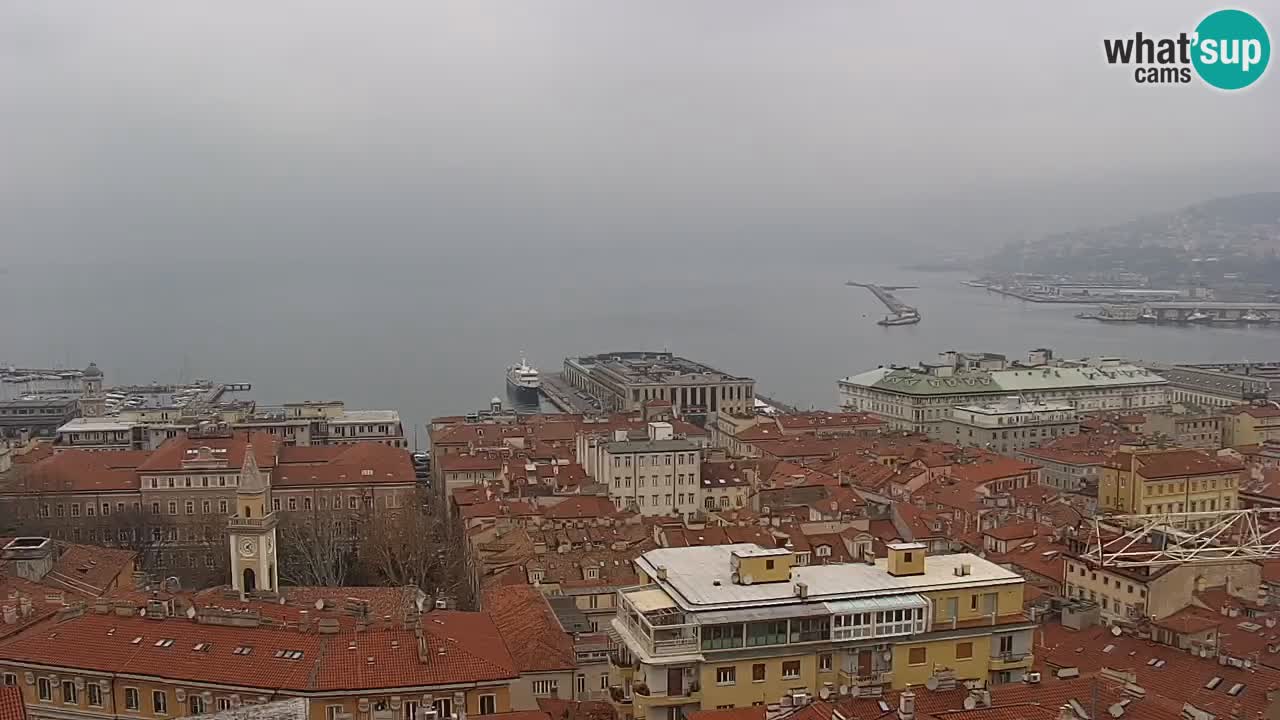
left=1089, top=508, right=1280, bottom=567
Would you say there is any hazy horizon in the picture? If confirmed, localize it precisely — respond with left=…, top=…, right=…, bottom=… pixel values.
left=3, top=1, right=1279, bottom=268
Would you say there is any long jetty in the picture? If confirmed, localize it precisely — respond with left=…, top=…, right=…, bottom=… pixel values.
left=846, top=282, right=918, bottom=315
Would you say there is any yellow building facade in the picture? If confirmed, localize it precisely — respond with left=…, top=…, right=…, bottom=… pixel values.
left=608, top=543, right=1034, bottom=720
left=1099, top=449, right=1241, bottom=528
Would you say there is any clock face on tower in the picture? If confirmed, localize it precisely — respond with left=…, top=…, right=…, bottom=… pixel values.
left=239, top=538, right=258, bottom=557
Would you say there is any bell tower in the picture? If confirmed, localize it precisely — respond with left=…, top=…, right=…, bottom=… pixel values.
left=227, top=442, right=278, bottom=595
left=80, top=362, right=105, bottom=419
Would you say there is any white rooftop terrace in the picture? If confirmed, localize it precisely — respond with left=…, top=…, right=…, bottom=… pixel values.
left=635, top=543, right=1021, bottom=611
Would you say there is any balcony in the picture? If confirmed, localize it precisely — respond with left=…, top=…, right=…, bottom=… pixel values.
left=613, top=587, right=701, bottom=659
left=228, top=514, right=277, bottom=530
left=989, top=652, right=1033, bottom=670
left=633, top=682, right=701, bottom=708
left=839, top=668, right=891, bottom=687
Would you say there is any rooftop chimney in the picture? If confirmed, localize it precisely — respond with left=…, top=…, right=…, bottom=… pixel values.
left=897, top=689, right=915, bottom=720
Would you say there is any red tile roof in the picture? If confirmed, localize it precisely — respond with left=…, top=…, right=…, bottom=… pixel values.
left=0, top=687, right=26, bottom=720
left=18, top=449, right=150, bottom=493
left=0, top=609, right=516, bottom=691
left=137, top=432, right=280, bottom=472
left=687, top=707, right=766, bottom=720
left=535, top=698, right=616, bottom=720
left=275, top=442, right=413, bottom=487
left=542, top=496, right=620, bottom=520
left=1229, top=404, right=1280, bottom=419
left=949, top=455, right=1040, bottom=485
left=775, top=412, right=883, bottom=430
left=483, top=585, right=576, bottom=673
left=1107, top=449, right=1243, bottom=479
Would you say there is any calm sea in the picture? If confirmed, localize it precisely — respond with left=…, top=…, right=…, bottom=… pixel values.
left=4, top=251, right=1279, bottom=442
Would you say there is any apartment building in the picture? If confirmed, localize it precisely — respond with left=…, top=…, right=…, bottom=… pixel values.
left=563, top=353, right=754, bottom=418
left=839, top=355, right=1167, bottom=434
left=594, top=423, right=703, bottom=518
left=1222, top=404, right=1280, bottom=446
left=0, top=599, right=521, bottom=720
left=607, top=543, right=1034, bottom=720
left=941, top=398, right=1078, bottom=453
left=1, top=429, right=416, bottom=586
left=56, top=401, right=406, bottom=452
left=0, top=399, right=79, bottom=440
left=1138, top=407, right=1223, bottom=449
left=1098, top=449, right=1243, bottom=525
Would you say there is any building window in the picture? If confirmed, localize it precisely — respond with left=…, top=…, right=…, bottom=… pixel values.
left=746, top=620, right=788, bottom=647
left=531, top=680, right=558, bottom=697
left=1, top=674, right=15, bottom=687
left=702, top=623, right=745, bottom=650
left=38, top=678, right=52, bottom=701
left=62, top=680, right=78, bottom=704
left=908, top=647, right=927, bottom=666
left=217, top=699, right=233, bottom=711
left=272, top=498, right=281, bottom=511
left=154, top=690, right=168, bottom=715
left=219, top=500, right=228, bottom=514
left=88, top=683, right=103, bottom=707
left=782, top=661, right=801, bottom=680
left=955, top=642, right=973, bottom=660
left=189, top=696, right=206, bottom=715
left=716, top=667, right=736, bottom=686
left=125, top=688, right=140, bottom=711
left=168, top=501, right=177, bottom=515
left=185, top=501, right=194, bottom=515
left=304, top=497, right=313, bottom=510
left=601, top=673, right=609, bottom=690
left=819, top=654, right=832, bottom=672
left=999, top=636, right=1015, bottom=655
left=752, top=663, right=766, bottom=682
left=479, top=695, right=497, bottom=715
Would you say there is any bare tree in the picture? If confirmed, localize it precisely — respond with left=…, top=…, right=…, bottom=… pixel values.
left=359, top=488, right=473, bottom=607
left=276, top=512, right=356, bottom=587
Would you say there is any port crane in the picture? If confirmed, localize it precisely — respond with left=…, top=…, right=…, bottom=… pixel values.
left=1090, top=508, right=1280, bottom=567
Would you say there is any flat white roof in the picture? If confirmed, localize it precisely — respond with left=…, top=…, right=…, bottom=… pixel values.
left=886, top=542, right=927, bottom=551
left=57, top=418, right=135, bottom=433
left=732, top=547, right=792, bottom=558
left=636, top=544, right=1021, bottom=611
left=335, top=410, right=401, bottom=423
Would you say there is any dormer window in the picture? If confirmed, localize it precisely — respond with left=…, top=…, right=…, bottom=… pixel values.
left=816, top=545, right=832, bottom=558
left=585, top=567, right=599, bottom=580
left=530, top=570, right=545, bottom=584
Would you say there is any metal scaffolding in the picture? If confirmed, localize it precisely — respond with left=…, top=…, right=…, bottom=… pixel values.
left=1090, top=508, right=1280, bottom=567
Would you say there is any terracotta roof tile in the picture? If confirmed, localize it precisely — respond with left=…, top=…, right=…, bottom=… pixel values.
left=0, top=688, right=26, bottom=720
left=0, top=609, right=515, bottom=691
left=138, top=432, right=279, bottom=473
left=483, top=585, right=576, bottom=673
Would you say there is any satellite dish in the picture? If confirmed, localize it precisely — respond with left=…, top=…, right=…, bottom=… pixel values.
left=962, top=696, right=976, bottom=710
left=1110, top=625, right=1122, bottom=637
left=819, top=688, right=830, bottom=700
left=185, top=606, right=196, bottom=619
left=926, top=677, right=939, bottom=691
left=315, top=599, right=325, bottom=610
left=139, top=608, right=147, bottom=617
left=882, top=651, right=893, bottom=662
left=742, top=574, right=754, bottom=585
left=838, top=685, right=849, bottom=696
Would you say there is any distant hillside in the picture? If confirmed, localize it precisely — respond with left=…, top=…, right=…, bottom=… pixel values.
left=988, top=192, right=1280, bottom=284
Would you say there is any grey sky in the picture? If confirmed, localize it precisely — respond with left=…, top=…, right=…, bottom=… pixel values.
left=2, top=1, right=1277, bottom=265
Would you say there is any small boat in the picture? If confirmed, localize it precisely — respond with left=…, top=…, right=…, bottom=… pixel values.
left=878, top=311, right=921, bottom=326
left=1242, top=310, right=1270, bottom=323
left=1137, top=310, right=1158, bottom=323
left=1185, top=310, right=1213, bottom=323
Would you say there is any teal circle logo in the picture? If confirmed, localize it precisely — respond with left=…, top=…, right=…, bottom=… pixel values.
left=1192, top=9, right=1270, bottom=90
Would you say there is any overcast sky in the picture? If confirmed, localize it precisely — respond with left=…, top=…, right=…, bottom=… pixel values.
left=2, top=1, right=1277, bottom=265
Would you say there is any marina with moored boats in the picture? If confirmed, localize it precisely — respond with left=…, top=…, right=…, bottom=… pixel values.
left=1076, top=301, right=1280, bottom=326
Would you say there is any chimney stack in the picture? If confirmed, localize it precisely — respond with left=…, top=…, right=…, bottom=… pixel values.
left=898, top=689, right=915, bottom=720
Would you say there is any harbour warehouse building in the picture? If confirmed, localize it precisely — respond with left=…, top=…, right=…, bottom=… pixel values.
left=839, top=352, right=1168, bottom=435
left=563, top=353, right=755, bottom=418
left=608, top=543, right=1034, bottom=720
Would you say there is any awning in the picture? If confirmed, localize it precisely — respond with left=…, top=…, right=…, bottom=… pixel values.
left=824, top=593, right=929, bottom=615
left=626, top=588, right=677, bottom=613
left=695, top=603, right=831, bottom=625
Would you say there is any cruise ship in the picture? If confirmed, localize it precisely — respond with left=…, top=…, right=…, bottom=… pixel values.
left=506, top=356, right=541, bottom=402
